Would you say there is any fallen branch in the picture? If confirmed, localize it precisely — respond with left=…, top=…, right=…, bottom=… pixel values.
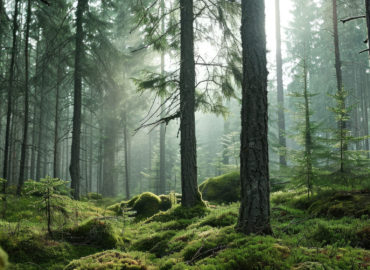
left=282, top=214, right=315, bottom=233
left=271, top=181, right=290, bottom=186
left=26, top=262, right=43, bottom=269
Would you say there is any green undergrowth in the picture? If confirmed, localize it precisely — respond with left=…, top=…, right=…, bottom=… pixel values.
left=3, top=188, right=370, bottom=269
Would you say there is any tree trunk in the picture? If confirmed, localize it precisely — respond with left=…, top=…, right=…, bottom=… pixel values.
left=17, top=0, right=31, bottom=195
left=179, top=0, right=203, bottom=207
left=222, top=100, right=230, bottom=165
left=275, top=0, right=287, bottom=166
left=365, top=0, right=370, bottom=63
left=53, top=52, right=61, bottom=179
left=333, top=0, right=343, bottom=93
left=123, top=111, right=130, bottom=199
left=2, top=0, right=19, bottom=187
left=70, top=0, right=87, bottom=200
left=89, top=91, right=93, bottom=193
left=236, top=0, right=272, bottom=235
left=159, top=0, right=166, bottom=195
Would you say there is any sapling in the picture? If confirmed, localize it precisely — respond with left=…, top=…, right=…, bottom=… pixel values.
left=27, top=176, right=70, bottom=239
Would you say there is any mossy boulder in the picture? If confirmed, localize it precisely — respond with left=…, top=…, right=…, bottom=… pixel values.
left=307, top=190, right=370, bottom=218
left=64, top=250, right=147, bottom=270
left=107, top=193, right=172, bottom=219
left=199, top=171, right=241, bottom=204
left=0, top=246, right=8, bottom=270
left=62, top=218, right=121, bottom=248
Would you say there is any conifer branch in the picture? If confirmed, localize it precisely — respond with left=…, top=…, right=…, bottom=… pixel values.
left=340, top=15, right=366, bottom=24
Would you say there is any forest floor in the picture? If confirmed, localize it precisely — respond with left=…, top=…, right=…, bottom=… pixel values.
left=2, top=187, right=370, bottom=269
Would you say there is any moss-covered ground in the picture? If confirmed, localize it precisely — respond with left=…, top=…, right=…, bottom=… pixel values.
left=2, top=187, right=370, bottom=269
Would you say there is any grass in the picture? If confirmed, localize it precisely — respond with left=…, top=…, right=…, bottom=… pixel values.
left=2, top=188, right=370, bottom=269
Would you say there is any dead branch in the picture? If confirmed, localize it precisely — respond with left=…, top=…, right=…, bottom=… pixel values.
left=359, top=48, right=369, bottom=54
left=340, top=15, right=366, bottom=24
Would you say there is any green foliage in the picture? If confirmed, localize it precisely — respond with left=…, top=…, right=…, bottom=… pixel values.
left=199, top=171, right=241, bottom=204
left=146, top=205, right=210, bottom=223
left=64, top=250, right=147, bottom=270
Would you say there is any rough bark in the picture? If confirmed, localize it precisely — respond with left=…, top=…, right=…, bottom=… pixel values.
left=333, top=0, right=343, bottom=93
left=236, top=0, right=272, bottom=235
left=275, top=0, right=287, bottom=166
left=2, top=0, right=19, bottom=187
left=179, top=0, right=203, bottom=207
left=17, top=0, right=31, bottom=195
left=70, top=0, right=87, bottom=200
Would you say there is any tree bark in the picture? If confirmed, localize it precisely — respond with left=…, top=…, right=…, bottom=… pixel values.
left=275, top=0, right=287, bottom=166
left=3, top=0, right=19, bottom=190
left=17, top=0, right=32, bottom=195
left=70, top=0, right=87, bottom=200
left=53, top=52, right=61, bottom=179
left=179, top=0, right=203, bottom=207
left=236, top=0, right=272, bottom=235
left=365, top=0, right=370, bottom=63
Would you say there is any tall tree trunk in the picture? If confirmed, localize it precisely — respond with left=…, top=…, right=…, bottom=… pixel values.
left=17, top=0, right=32, bottom=195
left=53, top=52, right=61, bottom=179
left=2, top=0, right=19, bottom=188
left=222, top=100, right=230, bottom=165
left=333, top=0, right=346, bottom=172
left=236, top=0, right=272, bottom=235
left=365, top=0, right=370, bottom=63
left=65, top=106, right=70, bottom=183
left=89, top=91, right=93, bottom=193
left=179, top=0, right=203, bottom=207
left=36, top=71, right=45, bottom=182
left=70, top=0, right=87, bottom=200
left=275, top=0, right=287, bottom=166
left=159, top=0, right=166, bottom=195
left=123, top=111, right=130, bottom=199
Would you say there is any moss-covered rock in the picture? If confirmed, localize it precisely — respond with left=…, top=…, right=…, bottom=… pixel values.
left=62, top=218, right=121, bottom=248
left=107, top=193, right=172, bottom=219
left=307, top=190, right=370, bottom=218
left=64, top=250, right=147, bottom=270
left=0, top=246, right=8, bottom=270
left=159, top=195, right=172, bottom=211
left=146, top=205, right=210, bottom=223
left=199, top=171, right=240, bottom=204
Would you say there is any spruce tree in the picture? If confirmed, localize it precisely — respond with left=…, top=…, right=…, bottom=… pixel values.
left=325, top=90, right=370, bottom=188
left=286, top=56, right=327, bottom=198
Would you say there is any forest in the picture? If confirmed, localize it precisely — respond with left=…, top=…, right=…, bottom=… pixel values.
left=2, top=0, right=370, bottom=269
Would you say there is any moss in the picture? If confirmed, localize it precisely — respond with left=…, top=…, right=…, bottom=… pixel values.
left=199, top=171, right=241, bottom=204
left=107, top=193, right=171, bottom=219
left=64, top=250, right=147, bottom=270
left=129, top=231, right=177, bottom=257
left=0, top=246, right=8, bottom=270
left=307, top=190, right=370, bottom=218
left=132, top=192, right=162, bottom=220
left=291, top=262, right=330, bottom=270
left=197, top=212, right=238, bottom=228
left=159, top=195, right=172, bottom=211
left=62, top=218, right=121, bottom=248
left=146, top=205, right=210, bottom=223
